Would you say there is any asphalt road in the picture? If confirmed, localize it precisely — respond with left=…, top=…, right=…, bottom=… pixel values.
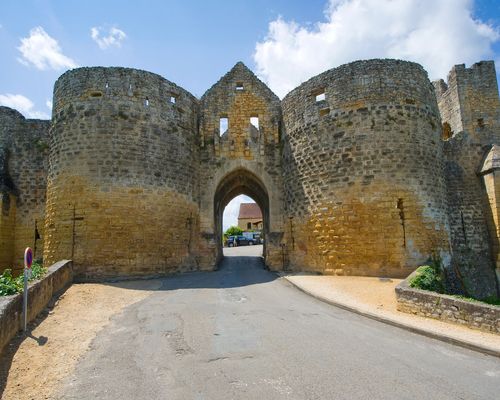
left=59, top=245, right=499, bottom=399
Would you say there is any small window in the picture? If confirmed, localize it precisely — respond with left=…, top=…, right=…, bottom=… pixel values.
left=477, top=118, right=485, bottom=128
left=247, top=222, right=251, bottom=229
left=219, top=117, right=228, bottom=136
left=315, top=91, right=326, bottom=102
left=169, top=96, right=176, bottom=104
left=236, top=82, right=244, bottom=91
left=144, top=97, right=150, bottom=107
left=250, top=116, right=259, bottom=130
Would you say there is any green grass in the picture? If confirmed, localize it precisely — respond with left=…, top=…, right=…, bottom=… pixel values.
left=0, top=262, right=47, bottom=296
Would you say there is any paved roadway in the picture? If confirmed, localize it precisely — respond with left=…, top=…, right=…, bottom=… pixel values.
left=59, top=245, right=499, bottom=399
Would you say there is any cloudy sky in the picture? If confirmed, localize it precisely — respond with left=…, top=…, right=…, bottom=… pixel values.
left=1, top=0, right=499, bottom=229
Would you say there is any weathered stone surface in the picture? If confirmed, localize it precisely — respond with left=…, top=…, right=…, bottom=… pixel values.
left=281, top=60, right=450, bottom=278
left=434, top=61, right=500, bottom=298
left=0, top=59, right=498, bottom=297
left=0, top=106, right=49, bottom=272
left=396, top=274, right=500, bottom=334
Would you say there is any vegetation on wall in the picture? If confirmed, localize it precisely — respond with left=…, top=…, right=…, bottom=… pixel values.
left=409, top=262, right=444, bottom=293
left=0, top=262, right=47, bottom=296
left=409, top=256, right=499, bottom=306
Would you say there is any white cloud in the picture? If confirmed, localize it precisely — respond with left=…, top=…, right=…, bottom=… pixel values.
left=90, top=26, right=126, bottom=49
left=223, top=195, right=255, bottom=231
left=0, top=93, right=50, bottom=119
left=18, top=26, right=77, bottom=71
left=46, top=99, right=53, bottom=110
left=254, top=0, right=500, bottom=97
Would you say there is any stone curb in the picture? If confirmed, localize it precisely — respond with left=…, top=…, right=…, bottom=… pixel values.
left=280, top=275, right=500, bottom=358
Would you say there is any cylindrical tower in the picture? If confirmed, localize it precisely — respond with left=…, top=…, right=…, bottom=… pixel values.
left=44, top=67, right=200, bottom=279
left=282, top=59, right=450, bottom=277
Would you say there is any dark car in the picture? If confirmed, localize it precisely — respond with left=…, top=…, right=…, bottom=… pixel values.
left=227, top=235, right=255, bottom=247
left=226, top=236, right=236, bottom=247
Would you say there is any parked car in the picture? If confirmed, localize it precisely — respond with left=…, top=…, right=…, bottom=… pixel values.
left=226, top=236, right=237, bottom=247
left=227, top=235, right=255, bottom=247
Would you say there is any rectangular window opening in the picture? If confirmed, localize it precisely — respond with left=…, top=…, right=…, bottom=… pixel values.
left=236, top=82, right=244, bottom=91
left=315, top=92, right=326, bottom=102
left=169, top=96, right=177, bottom=104
left=219, top=117, right=228, bottom=136
left=250, top=116, right=259, bottom=130
left=247, top=222, right=251, bottom=229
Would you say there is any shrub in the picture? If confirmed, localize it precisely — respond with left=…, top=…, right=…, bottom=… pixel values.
left=0, top=262, right=47, bottom=296
left=409, top=264, right=444, bottom=293
left=224, top=226, right=243, bottom=237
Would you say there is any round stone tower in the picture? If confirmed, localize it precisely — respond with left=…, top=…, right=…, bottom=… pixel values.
left=44, top=67, right=200, bottom=279
left=282, top=59, right=451, bottom=277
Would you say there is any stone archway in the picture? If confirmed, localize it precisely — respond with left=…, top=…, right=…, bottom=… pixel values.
left=214, top=168, right=270, bottom=265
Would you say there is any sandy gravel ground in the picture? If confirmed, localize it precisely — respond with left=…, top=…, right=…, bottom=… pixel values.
left=0, top=280, right=159, bottom=400
left=284, top=274, right=500, bottom=352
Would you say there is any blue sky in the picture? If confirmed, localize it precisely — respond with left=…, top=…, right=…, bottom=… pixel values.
left=1, top=0, right=500, bottom=229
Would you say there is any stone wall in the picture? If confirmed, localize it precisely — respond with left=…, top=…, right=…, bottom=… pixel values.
left=0, top=107, right=49, bottom=272
left=44, top=67, right=200, bottom=279
left=2, top=58, right=499, bottom=296
left=434, top=61, right=500, bottom=299
left=281, top=60, right=451, bottom=277
left=396, top=276, right=500, bottom=334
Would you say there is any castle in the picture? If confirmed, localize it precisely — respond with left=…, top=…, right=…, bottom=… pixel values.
left=1, top=59, right=499, bottom=299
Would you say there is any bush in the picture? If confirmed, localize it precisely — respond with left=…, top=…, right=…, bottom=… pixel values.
left=409, top=264, right=444, bottom=293
left=0, top=262, right=47, bottom=296
left=224, top=226, right=243, bottom=237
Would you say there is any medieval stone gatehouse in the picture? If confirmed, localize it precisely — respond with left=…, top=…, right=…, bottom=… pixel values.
left=1, top=59, right=499, bottom=298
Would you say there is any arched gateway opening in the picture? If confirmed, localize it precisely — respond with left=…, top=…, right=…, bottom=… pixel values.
left=214, top=169, right=270, bottom=265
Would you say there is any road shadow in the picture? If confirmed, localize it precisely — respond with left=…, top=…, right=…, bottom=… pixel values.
left=103, top=251, right=277, bottom=292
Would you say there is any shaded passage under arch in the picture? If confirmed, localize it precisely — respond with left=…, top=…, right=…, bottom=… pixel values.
left=214, top=169, right=270, bottom=265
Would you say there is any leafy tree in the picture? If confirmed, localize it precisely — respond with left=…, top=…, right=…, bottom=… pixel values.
left=224, top=226, right=243, bottom=237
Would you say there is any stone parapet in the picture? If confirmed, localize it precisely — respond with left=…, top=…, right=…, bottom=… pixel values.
left=396, top=273, right=500, bottom=334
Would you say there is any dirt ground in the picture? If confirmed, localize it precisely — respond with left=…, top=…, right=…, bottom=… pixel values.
left=0, top=280, right=159, bottom=400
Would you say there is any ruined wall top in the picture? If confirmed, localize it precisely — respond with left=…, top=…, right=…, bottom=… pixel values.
left=199, top=62, right=282, bottom=160
left=283, top=59, right=438, bottom=128
left=433, top=61, right=500, bottom=137
left=53, top=66, right=198, bottom=118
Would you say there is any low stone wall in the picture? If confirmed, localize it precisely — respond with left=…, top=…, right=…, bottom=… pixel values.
left=395, top=275, right=500, bottom=334
left=0, top=260, right=73, bottom=353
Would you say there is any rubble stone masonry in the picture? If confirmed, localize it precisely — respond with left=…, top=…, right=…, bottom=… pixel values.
left=0, top=59, right=499, bottom=297
left=282, top=60, right=450, bottom=278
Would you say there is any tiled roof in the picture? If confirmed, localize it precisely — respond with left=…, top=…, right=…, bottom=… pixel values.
left=238, top=202, right=262, bottom=219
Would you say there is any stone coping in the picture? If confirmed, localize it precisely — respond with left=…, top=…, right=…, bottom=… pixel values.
left=0, top=260, right=73, bottom=354
left=395, top=271, right=499, bottom=335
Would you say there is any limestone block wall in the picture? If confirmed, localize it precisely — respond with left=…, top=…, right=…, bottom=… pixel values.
left=44, top=67, right=200, bottom=279
left=0, top=107, right=49, bottom=271
left=435, top=62, right=500, bottom=299
left=198, top=62, right=284, bottom=269
left=282, top=59, right=451, bottom=278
